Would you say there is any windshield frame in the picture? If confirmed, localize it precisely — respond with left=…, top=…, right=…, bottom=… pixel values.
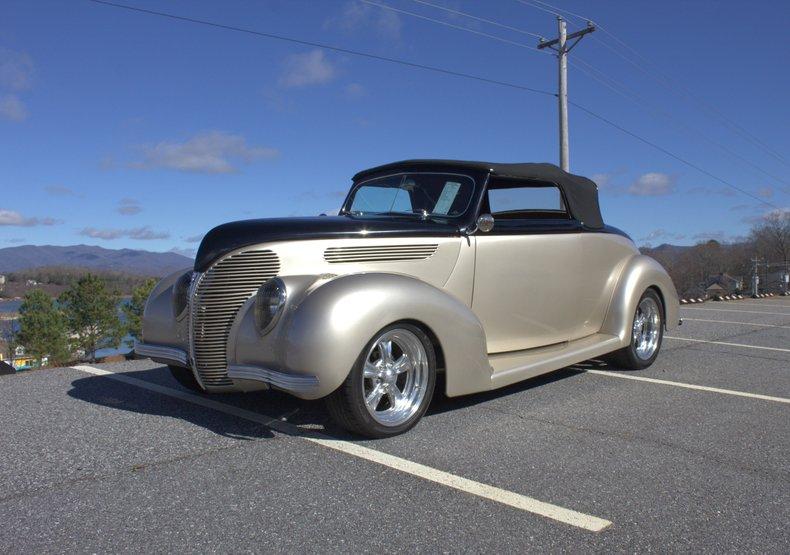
left=340, top=172, right=479, bottom=221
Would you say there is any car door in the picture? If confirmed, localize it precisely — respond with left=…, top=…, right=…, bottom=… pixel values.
left=472, top=178, right=582, bottom=353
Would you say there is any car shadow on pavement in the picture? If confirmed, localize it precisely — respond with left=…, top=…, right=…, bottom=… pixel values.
left=67, top=360, right=614, bottom=441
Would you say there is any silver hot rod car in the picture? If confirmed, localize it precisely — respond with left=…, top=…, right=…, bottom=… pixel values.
left=136, top=160, right=679, bottom=437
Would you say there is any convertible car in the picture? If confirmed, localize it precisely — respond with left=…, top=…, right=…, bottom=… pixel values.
left=136, top=160, right=679, bottom=437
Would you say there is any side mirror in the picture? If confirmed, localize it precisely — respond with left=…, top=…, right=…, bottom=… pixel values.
left=476, top=214, right=495, bottom=233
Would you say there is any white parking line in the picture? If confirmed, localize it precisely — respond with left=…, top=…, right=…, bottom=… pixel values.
left=682, top=318, right=790, bottom=329
left=665, top=336, right=790, bottom=353
left=731, top=302, right=790, bottom=310
left=681, top=307, right=790, bottom=317
left=585, top=370, right=790, bottom=405
left=71, top=365, right=611, bottom=532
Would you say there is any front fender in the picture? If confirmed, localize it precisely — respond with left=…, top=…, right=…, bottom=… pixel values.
left=600, top=254, right=680, bottom=344
left=141, top=267, right=192, bottom=350
left=231, top=273, right=491, bottom=399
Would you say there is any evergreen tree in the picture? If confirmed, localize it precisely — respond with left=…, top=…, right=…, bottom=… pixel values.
left=122, top=278, right=156, bottom=348
left=16, top=289, right=69, bottom=367
left=60, top=275, right=122, bottom=362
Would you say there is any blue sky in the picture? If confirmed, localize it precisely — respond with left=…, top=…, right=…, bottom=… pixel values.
left=1, top=0, right=788, bottom=256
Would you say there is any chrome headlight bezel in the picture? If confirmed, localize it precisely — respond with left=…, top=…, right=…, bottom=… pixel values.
left=254, top=277, right=287, bottom=335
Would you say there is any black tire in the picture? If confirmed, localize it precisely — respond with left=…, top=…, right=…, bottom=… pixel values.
left=168, top=365, right=204, bottom=392
left=604, top=289, right=664, bottom=370
left=325, top=323, right=437, bottom=438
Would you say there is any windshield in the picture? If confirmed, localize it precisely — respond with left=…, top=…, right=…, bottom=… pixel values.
left=343, top=173, right=475, bottom=218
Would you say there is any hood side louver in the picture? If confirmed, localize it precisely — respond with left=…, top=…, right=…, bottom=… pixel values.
left=324, top=244, right=439, bottom=264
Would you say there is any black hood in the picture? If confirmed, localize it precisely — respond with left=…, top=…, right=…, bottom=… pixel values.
left=194, top=216, right=460, bottom=272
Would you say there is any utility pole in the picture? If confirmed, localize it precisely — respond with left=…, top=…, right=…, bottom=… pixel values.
left=538, top=18, right=596, bottom=172
left=750, top=258, right=762, bottom=297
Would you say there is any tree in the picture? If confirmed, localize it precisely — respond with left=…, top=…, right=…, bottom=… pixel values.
left=60, top=275, right=122, bottom=362
left=122, top=278, right=156, bottom=348
left=751, top=210, right=790, bottom=266
left=16, top=289, right=69, bottom=367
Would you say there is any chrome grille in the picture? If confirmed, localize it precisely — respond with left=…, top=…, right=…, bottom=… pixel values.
left=324, top=244, right=438, bottom=263
left=191, top=250, right=280, bottom=386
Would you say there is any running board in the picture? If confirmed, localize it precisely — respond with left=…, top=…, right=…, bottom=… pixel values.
left=488, top=333, right=622, bottom=390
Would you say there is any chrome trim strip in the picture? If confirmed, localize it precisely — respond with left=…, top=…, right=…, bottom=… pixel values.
left=134, top=342, right=189, bottom=367
left=227, top=364, right=320, bottom=394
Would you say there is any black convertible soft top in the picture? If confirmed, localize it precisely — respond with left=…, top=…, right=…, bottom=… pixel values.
left=354, top=159, right=604, bottom=229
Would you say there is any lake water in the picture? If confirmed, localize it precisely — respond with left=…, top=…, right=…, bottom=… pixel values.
left=1, top=299, right=133, bottom=359
left=0, top=300, right=21, bottom=313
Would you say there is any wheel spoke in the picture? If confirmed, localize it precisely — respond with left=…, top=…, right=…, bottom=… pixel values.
left=366, top=384, right=385, bottom=410
left=392, top=354, right=412, bottom=374
left=377, top=340, right=394, bottom=364
left=386, top=384, right=403, bottom=406
left=363, top=362, right=380, bottom=379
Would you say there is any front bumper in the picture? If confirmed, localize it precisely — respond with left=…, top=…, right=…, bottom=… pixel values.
left=134, top=341, right=320, bottom=397
left=134, top=342, right=189, bottom=367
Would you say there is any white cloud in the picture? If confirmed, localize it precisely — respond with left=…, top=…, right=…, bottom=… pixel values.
left=628, top=173, right=675, bottom=196
left=692, top=231, right=726, bottom=242
left=590, top=173, right=612, bottom=190
left=0, top=49, right=34, bottom=122
left=132, top=131, right=279, bottom=174
left=0, top=48, right=34, bottom=91
left=80, top=226, right=170, bottom=240
left=279, top=50, right=336, bottom=88
left=184, top=234, right=204, bottom=243
left=169, top=247, right=196, bottom=258
left=757, top=186, right=773, bottom=198
left=325, top=1, right=402, bottom=40
left=343, top=82, right=366, bottom=99
left=117, top=198, right=142, bottom=215
left=0, top=94, right=27, bottom=122
left=45, top=185, right=82, bottom=197
left=0, top=209, right=59, bottom=227
left=639, top=229, right=686, bottom=243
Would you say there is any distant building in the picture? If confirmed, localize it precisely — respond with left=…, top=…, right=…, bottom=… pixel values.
left=25, top=279, right=39, bottom=286
left=707, top=273, right=743, bottom=295
left=0, top=274, right=6, bottom=286
left=3, top=345, right=48, bottom=370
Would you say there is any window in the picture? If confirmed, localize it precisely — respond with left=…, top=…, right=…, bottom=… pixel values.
left=486, top=180, right=569, bottom=220
left=345, top=173, right=475, bottom=218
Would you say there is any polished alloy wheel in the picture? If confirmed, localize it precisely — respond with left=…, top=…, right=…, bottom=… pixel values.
left=632, top=296, right=661, bottom=360
left=361, top=328, right=429, bottom=426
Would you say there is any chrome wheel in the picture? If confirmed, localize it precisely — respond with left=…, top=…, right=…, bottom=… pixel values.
left=632, top=297, right=661, bottom=360
left=361, top=328, right=429, bottom=426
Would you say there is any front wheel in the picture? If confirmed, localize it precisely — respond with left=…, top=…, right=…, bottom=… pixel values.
left=325, top=323, right=436, bottom=438
left=605, top=289, right=664, bottom=370
left=168, top=365, right=204, bottom=392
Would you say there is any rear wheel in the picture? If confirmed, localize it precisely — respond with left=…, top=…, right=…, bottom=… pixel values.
left=168, top=365, right=204, bottom=392
left=326, top=323, right=436, bottom=438
left=605, top=289, right=664, bottom=370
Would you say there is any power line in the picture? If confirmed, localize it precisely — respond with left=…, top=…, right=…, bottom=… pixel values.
left=374, top=0, right=789, bottom=191
left=568, top=56, right=790, bottom=192
left=86, top=0, right=555, bottom=97
left=407, top=0, right=545, bottom=39
left=569, top=101, right=780, bottom=209
left=358, top=0, right=547, bottom=54
left=87, top=0, right=783, bottom=211
left=516, top=0, right=790, bottom=167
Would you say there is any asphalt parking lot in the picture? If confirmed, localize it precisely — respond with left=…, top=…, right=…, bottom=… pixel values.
left=2, top=298, right=789, bottom=553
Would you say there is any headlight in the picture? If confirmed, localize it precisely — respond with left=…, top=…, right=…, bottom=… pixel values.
left=173, top=271, right=193, bottom=317
left=254, top=277, right=287, bottom=334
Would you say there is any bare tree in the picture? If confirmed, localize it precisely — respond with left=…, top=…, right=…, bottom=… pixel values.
left=751, top=210, right=790, bottom=267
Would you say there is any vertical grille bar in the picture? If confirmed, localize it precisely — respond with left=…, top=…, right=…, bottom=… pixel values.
left=191, top=250, right=280, bottom=386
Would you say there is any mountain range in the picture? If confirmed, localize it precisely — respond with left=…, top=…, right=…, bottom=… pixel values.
left=0, top=245, right=193, bottom=276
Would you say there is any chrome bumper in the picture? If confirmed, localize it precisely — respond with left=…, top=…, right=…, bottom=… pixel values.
left=134, top=342, right=189, bottom=367
left=228, top=364, right=320, bottom=395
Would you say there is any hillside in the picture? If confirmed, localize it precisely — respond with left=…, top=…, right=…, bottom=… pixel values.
left=0, top=245, right=193, bottom=276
